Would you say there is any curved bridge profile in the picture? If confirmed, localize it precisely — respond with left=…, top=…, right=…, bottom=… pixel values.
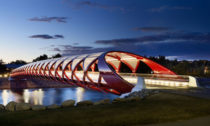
left=10, top=51, right=176, bottom=95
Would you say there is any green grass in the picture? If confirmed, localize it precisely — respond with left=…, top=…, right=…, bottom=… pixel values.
left=1, top=92, right=210, bottom=126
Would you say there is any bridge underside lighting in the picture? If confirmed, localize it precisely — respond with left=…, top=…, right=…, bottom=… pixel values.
left=10, top=51, right=193, bottom=95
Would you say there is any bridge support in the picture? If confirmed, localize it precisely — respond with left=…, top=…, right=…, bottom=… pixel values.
left=120, top=77, right=145, bottom=97
left=189, top=76, right=199, bottom=87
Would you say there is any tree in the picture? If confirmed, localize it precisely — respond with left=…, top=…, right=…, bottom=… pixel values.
left=52, top=53, right=62, bottom=58
left=32, top=54, right=48, bottom=62
left=32, top=53, right=62, bottom=62
left=9, top=60, right=27, bottom=65
left=0, top=59, right=6, bottom=73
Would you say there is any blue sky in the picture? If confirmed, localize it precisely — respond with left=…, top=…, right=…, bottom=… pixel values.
left=0, top=0, right=210, bottom=63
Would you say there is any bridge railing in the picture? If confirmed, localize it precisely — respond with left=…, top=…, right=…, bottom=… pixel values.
left=118, top=73, right=195, bottom=88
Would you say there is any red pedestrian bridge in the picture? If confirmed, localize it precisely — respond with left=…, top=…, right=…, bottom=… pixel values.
left=10, top=51, right=198, bottom=95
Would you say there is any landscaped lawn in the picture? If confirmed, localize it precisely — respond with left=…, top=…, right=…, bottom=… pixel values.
left=1, top=92, right=210, bottom=126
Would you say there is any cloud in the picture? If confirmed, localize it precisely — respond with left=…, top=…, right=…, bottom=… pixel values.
left=46, top=31, right=210, bottom=60
left=133, top=27, right=171, bottom=32
left=93, top=31, right=210, bottom=60
left=73, top=42, right=79, bottom=45
left=54, top=35, right=64, bottom=38
left=52, top=47, right=61, bottom=52
left=95, top=32, right=210, bottom=46
left=29, top=17, right=68, bottom=23
left=142, top=41, right=210, bottom=60
left=77, top=1, right=109, bottom=9
left=149, top=6, right=192, bottom=12
left=30, top=34, right=64, bottom=39
left=95, top=38, right=140, bottom=46
left=49, top=42, right=210, bottom=61
left=30, top=35, right=54, bottom=39
left=63, top=0, right=126, bottom=12
left=50, top=45, right=93, bottom=55
left=49, top=45, right=115, bottom=56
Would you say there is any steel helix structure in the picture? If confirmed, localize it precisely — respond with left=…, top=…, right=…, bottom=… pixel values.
left=10, top=51, right=176, bottom=95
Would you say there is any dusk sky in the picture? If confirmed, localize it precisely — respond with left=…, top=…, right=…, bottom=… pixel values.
left=0, top=0, right=210, bottom=63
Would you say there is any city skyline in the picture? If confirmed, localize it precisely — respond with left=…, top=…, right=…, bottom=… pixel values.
left=0, top=0, right=210, bottom=63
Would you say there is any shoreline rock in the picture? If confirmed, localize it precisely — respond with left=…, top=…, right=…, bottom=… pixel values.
left=76, top=100, right=93, bottom=107
left=5, top=101, right=17, bottom=111
left=124, top=89, right=160, bottom=99
left=61, top=100, right=75, bottom=108
left=32, top=105, right=46, bottom=111
left=16, top=103, right=31, bottom=111
left=0, top=104, right=5, bottom=110
left=47, top=104, right=60, bottom=109
left=94, top=99, right=110, bottom=105
left=112, top=98, right=127, bottom=103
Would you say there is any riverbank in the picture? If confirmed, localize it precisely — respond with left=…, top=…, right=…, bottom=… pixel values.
left=1, top=92, right=210, bottom=126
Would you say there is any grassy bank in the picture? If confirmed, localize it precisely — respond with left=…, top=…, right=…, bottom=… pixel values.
left=1, top=92, right=210, bottom=126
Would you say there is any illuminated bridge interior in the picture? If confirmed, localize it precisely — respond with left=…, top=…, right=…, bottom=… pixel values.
left=10, top=51, right=198, bottom=95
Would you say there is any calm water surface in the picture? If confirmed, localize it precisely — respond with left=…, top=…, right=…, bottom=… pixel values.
left=0, top=87, right=118, bottom=106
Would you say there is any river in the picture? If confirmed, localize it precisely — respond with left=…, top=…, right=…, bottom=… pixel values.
left=0, top=79, right=118, bottom=106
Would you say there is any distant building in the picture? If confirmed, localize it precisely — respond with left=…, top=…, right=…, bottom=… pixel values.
left=204, top=66, right=210, bottom=74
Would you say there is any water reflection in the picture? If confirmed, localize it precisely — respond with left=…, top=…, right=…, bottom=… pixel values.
left=31, top=89, right=44, bottom=105
left=0, top=87, right=118, bottom=106
left=2, top=90, right=9, bottom=105
left=23, top=89, right=30, bottom=103
left=76, top=87, right=85, bottom=102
